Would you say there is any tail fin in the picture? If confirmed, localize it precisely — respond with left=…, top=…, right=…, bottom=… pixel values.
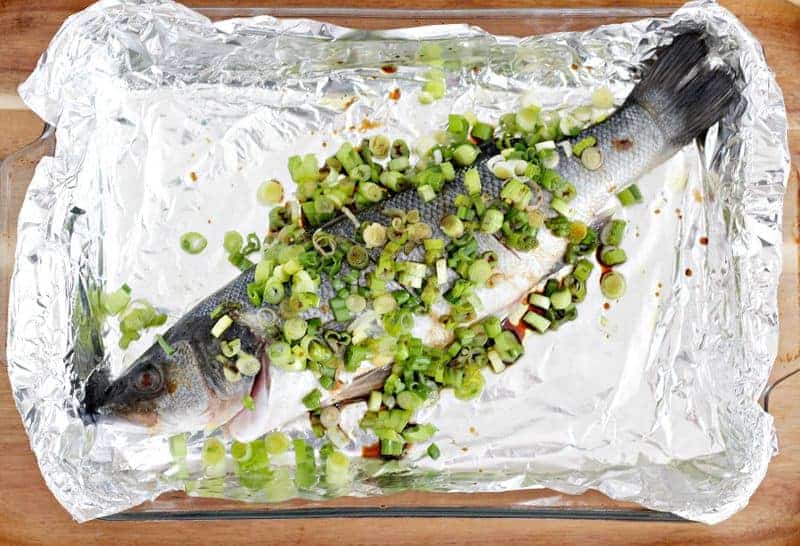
left=631, top=32, right=737, bottom=148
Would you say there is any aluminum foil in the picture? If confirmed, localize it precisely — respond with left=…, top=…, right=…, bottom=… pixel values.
left=8, top=0, right=788, bottom=523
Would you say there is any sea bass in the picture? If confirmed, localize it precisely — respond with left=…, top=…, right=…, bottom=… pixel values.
left=84, top=32, right=736, bottom=440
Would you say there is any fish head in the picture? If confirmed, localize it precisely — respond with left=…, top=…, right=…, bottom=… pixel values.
left=90, top=332, right=256, bottom=433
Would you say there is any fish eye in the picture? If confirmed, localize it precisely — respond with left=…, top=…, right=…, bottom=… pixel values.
left=133, top=365, right=163, bottom=393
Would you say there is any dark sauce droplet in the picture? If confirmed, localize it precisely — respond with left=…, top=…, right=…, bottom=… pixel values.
left=362, top=442, right=381, bottom=458
left=388, top=88, right=401, bottom=101
left=685, top=268, right=693, bottom=277
left=603, top=302, right=610, bottom=310
left=381, top=64, right=397, bottom=74
left=502, top=317, right=528, bottom=340
left=699, top=236, right=709, bottom=245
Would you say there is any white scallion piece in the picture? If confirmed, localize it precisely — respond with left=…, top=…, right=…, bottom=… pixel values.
left=436, top=259, right=448, bottom=286
left=534, top=140, right=556, bottom=151
left=488, top=350, right=506, bottom=374
left=508, top=302, right=529, bottom=326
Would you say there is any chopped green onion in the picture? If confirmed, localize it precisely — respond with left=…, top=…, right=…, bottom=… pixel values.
left=331, top=297, right=352, bottom=322
left=419, top=91, right=434, bottom=105
left=242, top=394, right=255, bottom=412
left=539, top=148, right=560, bottom=169
left=468, top=259, right=492, bottom=285
left=453, top=143, right=479, bottom=166
left=345, top=294, right=367, bottom=313
left=373, top=293, right=397, bottom=315
left=600, top=247, right=627, bottom=266
left=568, top=221, right=588, bottom=244
left=369, top=135, right=391, bottom=158
left=573, top=259, right=594, bottom=282
left=156, top=334, right=175, bottom=356
left=263, top=280, right=285, bottom=305
left=312, top=230, right=337, bottom=256
left=284, top=317, right=308, bottom=341
left=358, top=182, right=383, bottom=203
left=581, top=147, right=603, bottom=170
left=417, top=185, right=436, bottom=202
left=180, top=232, right=208, bottom=254
left=500, top=179, right=532, bottom=208
left=592, top=87, right=614, bottom=109
left=231, top=441, right=253, bottom=463
left=523, top=311, right=551, bottom=333
left=559, top=114, right=582, bottom=136
left=488, top=349, right=506, bottom=373
left=550, top=288, right=572, bottom=310
left=463, top=167, right=481, bottom=196
left=448, top=114, right=469, bottom=141
left=617, top=184, right=643, bottom=206
left=390, top=139, right=410, bottom=159
left=288, top=154, right=319, bottom=183
left=268, top=341, right=293, bottom=368
left=601, top=219, right=627, bottom=247
left=601, top=271, right=627, bottom=299
left=223, top=231, right=244, bottom=255
left=396, top=391, right=424, bottom=411
left=265, top=432, right=291, bottom=455
left=427, top=443, right=441, bottom=459
left=202, top=437, right=225, bottom=467
left=403, top=423, right=437, bottom=443
left=515, top=105, right=540, bottom=132
left=169, top=434, right=188, bottom=460
left=368, top=391, right=383, bottom=412
left=303, top=388, right=322, bottom=410
left=325, top=451, right=350, bottom=486
left=380, top=439, right=404, bottom=457
left=293, top=439, right=317, bottom=488
left=257, top=180, right=284, bottom=205
left=236, top=352, right=261, bottom=376
left=550, top=197, right=572, bottom=219
left=422, top=76, right=446, bottom=100
left=454, top=365, right=485, bottom=400
left=320, top=406, right=341, bottom=430
left=471, top=121, right=494, bottom=142
left=572, top=136, right=597, bottom=157
left=440, top=215, right=464, bottom=239
left=335, top=142, right=363, bottom=175
left=528, top=293, right=551, bottom=309
left=211, top=315, right=233, bottom=338
left=388, top=156, right=410, bottom=171
left=363, top=222, right=387, bottom=248
left=102, top=284, right=132, bottom=315
left=308, top=340, right=333, bottom=363
left=292, top=270, right=317, bottom=295
left=480, top=208, right=504, bottom=234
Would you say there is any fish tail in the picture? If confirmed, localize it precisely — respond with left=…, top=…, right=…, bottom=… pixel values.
left=630, top=32, right=737, bottom=149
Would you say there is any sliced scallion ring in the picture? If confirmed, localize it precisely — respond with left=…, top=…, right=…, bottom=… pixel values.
left=180, top=232, right=208, bottom=254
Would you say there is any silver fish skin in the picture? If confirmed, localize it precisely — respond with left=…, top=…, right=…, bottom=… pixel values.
left=86, top=32, right=736, bottom=437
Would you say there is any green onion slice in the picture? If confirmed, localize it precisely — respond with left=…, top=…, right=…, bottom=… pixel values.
left=180, top=232, right=208, bottom=254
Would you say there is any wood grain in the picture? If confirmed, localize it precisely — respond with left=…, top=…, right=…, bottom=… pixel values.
left=0, top=1, right=799, bottom=544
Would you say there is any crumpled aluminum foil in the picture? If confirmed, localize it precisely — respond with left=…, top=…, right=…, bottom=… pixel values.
left=7, top=0, right=788, bottom=523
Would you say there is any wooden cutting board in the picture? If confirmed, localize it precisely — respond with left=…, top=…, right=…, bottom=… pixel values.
left=0, top=1, right=798, bottom=544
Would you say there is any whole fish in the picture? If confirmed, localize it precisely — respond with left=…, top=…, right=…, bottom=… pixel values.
left=84, top=32, right=736, bottom=440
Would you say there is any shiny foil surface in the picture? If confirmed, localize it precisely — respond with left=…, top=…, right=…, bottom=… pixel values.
left=8, top=0, right=788, bottom=523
